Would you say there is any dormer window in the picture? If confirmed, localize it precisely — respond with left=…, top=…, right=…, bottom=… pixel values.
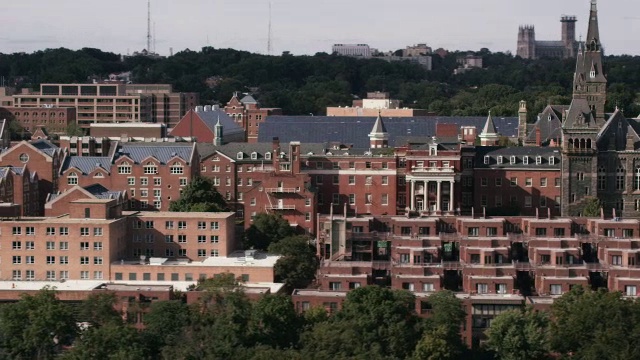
left=483, top=156, right=490, bottom=165
left=497, top=156, right=503, bottom=165
left=250, top=152, right=257, bottom=160
left=590, top=70, right=596, bottom=79
left=536, top=156, right=542, bottom=165
left=549, top=157, right=555, bottom=165
left=237, top=152, right=243, bottom=160
left=265, top=152, right=272, bottom=160
left=510, top=156, right=516, bottom=165
left=523, top=156, right=529, bottom=165
left=430, top=146, right=437, bottom=156
left=67, top=172, right=78, bottom=185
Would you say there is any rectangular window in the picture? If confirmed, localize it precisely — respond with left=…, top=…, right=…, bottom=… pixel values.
left=525, top=178, right=532, bottom=187
left=60, top=241, right=68, bottom=250
left=476, top=283, right=488, bottom=294
left=626, top=285, right=637, bottom=296
left=12, top=227, right=21, bottom=235
left=198, top=221, right=206, bottom=230
left=541, top=178, right=548, bottom=187
left=80, top=242, right=89, bottom=250
left=60, top=256, right=68, bottom=265
left=25, top=227, right=35, bottom=235
left=348, top=176, right=355, bottom=185
left=495, top=178, right=502, bottom=187
left=178, top=235, right=187, bottom=243
left=349, top=194, right=356, bottom=205
left=46, top=256, right=55, bottom=265
left=80, top=256, right=89, bottom=265
left=26, top=241, right=35, bottom=250
left=93, top=227, right=103, bottom=236
left=210, top=249, right=219, bottom=257
left=210, top=221, right=219, bottom=230
left=510, top=177, right=517, bottom=186
left=210, top=235, right=219, bottom=243
left=127, top=177, right=135, bottom=186
left=198, top=235, right=207, bottom=243
left=165, top=221, right=174, bottom=229
left=178, top=221, right=187, bottom=229
left=46, top=227, right=55, bottom=235
left=26, top=255, right=34, bottom=264
left=80, top=227, right=89, bottom=236
left=550, top=284, right=562, bottom=295
left=381, top=194, right=388, bottom=205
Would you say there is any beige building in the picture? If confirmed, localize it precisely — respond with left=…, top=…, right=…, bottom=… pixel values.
left=124, top=84, right=198, bottom=128
left=12, top=84, right=152, bottom=128
left=326, top=91, right=430, bottom=117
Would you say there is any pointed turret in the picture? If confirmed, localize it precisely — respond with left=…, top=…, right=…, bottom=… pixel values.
left=479, top=111, right=501, bottom=146
left=586, top=0, right=601, bottom=51
left=569, top=0, right=606, bottom=125
left=213, top=115, right=223, bottom=146
left=368, top=112, right=389, bottom=148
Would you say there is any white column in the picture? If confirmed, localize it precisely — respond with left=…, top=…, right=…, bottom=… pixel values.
left=410, top=180, right=415, bottom=211
left=449, top=180, right=454, bottom=213
left=436, top=181, right=442, bottom=212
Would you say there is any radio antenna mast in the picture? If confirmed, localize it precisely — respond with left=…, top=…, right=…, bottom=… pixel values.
left=147, top=0, right=152, bottom=52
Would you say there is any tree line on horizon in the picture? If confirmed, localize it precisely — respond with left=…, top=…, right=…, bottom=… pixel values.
left=1, top=284, right=640, bottom=360
left=1, top=47, right=639, bottom=121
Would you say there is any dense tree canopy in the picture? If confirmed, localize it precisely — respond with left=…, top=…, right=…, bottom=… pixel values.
left=268, top=235, right=319, bottom=291
left=244, top=213, right=294, bottom=250
left=2, top=47, right=639, bottom=120
left=168, top=176, right=227, bottom=212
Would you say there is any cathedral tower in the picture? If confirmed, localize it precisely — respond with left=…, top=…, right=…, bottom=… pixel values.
left=560, top=0, right=607, bottom=216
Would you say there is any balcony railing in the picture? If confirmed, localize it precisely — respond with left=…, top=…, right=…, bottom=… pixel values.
left=410, top=166, right=455, bottom=173
left=321, top=260, right=391, bottom=268
left=266, top=187, right=299, bottom=193
left=266, top=205, right=296, bottom=210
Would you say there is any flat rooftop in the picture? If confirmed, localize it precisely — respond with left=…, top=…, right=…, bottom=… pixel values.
left=0, top=280, right=104, bottom=291
left=123, top=211, right=235, bottom=219
left=113, top=251, right=281, bottom=268
left=292, top=289, right=348, bottom=297
left=0, top=214, right=122, bottom=224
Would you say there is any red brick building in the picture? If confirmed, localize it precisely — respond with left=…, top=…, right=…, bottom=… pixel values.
left=58, top=141, right=198, bottom=211
left=297, top=212, right=640, bottom=347
left=0, top=106, right=77, bottom=135
left=170, top=106, right=244, bottom=144
left=1, top=166, right=40, bottom=216
left=224, top=93, right=282, bottom=143
left=0, top=140, right=63, bottom=207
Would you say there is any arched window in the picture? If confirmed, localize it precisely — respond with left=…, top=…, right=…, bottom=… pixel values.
left=143, top=161, right=158, bottom=174
left=568, top=138, right=574, bottom=148
left=634, top=166, right=640, bottom=191
left=67, top=172, right=78, bottom=185
left=586, top=139, right=592, bottom=149
left=117, top=161, right=131, bottom=174
left=616, top=166, right=625, bottom=191
left=170, top=161, right=184, bottom=174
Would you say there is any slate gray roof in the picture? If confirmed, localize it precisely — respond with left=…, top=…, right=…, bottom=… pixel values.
left=536, top=41, right=565, bottom=48
left=474, top=146, right=562, bottom=169
left=198, top=142, right=327, bottom=162
left=240, top=95, right=258, bottom=104
left=194, top=108, right=244, bottom=137
left=525, top=105, right=565, bottom=144
left=258, top=116, right=519, bottom=148
left=8, top=166, right=24, bottom=176
left=62, top=156, right=111, bottom=175
left=30, top=139, right=58, bottom=157
left=0, top=168, right=8, bottom=179
left=84, top=184, right=125, bottom=200
left=114, top=143, right=194, bottom=164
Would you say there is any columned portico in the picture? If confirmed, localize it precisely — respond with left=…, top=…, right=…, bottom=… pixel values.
left=406, top=176, right=457, bottom=215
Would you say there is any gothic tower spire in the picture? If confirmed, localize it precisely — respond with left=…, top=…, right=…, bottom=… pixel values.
left=570, top=0, right=606, bottom=124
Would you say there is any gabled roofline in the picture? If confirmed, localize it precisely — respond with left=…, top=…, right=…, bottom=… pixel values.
left=0, top=141, right=52, bottom=162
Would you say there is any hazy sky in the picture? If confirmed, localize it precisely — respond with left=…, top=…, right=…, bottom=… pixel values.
left=1, top=0, right=638, bottom=56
